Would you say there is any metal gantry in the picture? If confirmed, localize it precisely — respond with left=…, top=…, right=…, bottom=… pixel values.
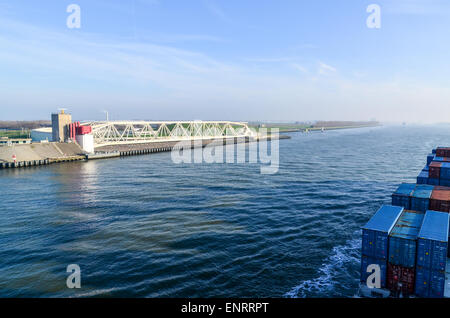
left=82, top=120, right=256, bottom=146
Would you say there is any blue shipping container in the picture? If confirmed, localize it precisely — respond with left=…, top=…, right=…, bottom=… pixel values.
left=388, top=210, right=425, bottom=268
left=445, top=263, right=450, bottom=298
left=429, top=270, right=446, bottom=298
left=391, top=183, right=415, bottom=210
left=428, top=178, right=440, bottom=186
left=440, top=179, right=450, bottom=187
left=423, top=165, right=429, bottom=172
left=411, top=185, right=434, bottom=212
left=427, top=154, right=435, bottom=165
left=416, top=211, right=449, bottom=271
left=439, top=162, right=450, bottom=180
left=362, top=205, right=404, bottom=259
left=432, top=149, right=437, bottom=154
left=417, top=170, right=429, bottom=184
left=415, top=266, right=446, bottom=298
left=360, top=255, right=387, bottom=288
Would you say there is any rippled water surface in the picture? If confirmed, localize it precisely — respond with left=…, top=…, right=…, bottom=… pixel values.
left=1, top=125, right=450, bottom=297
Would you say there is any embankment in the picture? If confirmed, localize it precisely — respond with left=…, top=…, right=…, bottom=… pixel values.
left=0, top=142, right=85, bottom=163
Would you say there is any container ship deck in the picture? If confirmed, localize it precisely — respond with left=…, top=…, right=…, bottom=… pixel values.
left=359, top=147, right=450, bottom=298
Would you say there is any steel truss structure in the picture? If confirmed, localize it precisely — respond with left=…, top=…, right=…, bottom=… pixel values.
left=83, top=121, right=256, bottom=146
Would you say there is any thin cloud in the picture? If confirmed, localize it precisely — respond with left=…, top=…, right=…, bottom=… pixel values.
left=318, top=62, right=337, bottom=75
left=292, top=64, right=308, bottom=73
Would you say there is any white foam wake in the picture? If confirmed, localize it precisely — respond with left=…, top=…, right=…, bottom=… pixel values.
left=285, top=235, right=361, bottom=298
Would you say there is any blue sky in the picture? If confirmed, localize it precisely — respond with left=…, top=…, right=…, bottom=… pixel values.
left=0, top=0, right=450, bottom=122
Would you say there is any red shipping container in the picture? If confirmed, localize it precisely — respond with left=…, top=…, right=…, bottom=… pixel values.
left=386, top=263, right=415, bottom=296
left=429, top=161, right=442, bottom=179
left=429, top=186, right=450, bottom=212
left=436, top=147, right=450, bottom=158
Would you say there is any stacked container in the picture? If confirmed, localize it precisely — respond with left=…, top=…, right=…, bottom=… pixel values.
left=417, top=153, right=433, bottom=184
left=360, top=148, right=450, bottom=298
left=417, top=171, right=429, bottom=184
left=429, top=186, right=450, bottom=213
left=433, top=157, right=450, bottom=163
left=446, top=263, right=450, bottom=298
left=427, top=153, right=435, bottom=166
left=415, top=211, right=450, bottom=298
left=391, top=183, right=416, bottom=210
left=411, top=185, right=434, bottom=212
left=439, top=162, right=450, bottom=187
left=436, top=147, right=450, bottom=158
left=361, top=205, right=404, bottom=288
left=425, top=157, right=450, bottom=186
left=387, top=210, right=425, bottom=296
left=428, top=162, right=442, bottom=185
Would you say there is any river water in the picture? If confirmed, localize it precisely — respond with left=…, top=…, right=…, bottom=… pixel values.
left=1, top=125, right=449, bottom=297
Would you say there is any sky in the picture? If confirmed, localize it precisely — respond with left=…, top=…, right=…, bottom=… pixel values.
left=0, top=0, right=450, bottom=123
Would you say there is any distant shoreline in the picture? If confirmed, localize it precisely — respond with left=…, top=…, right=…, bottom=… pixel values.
left=250, top=122, right=381, bottom=133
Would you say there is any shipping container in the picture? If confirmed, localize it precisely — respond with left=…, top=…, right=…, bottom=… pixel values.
left=416, top=211, right=449, bottom=271
left=362, top=205, right=404, bottom=259
left=415, top=266, right=428, bottom=297
left=411, top=185, right=434, bottom=212
left=432, top=149, right=437, bottom=154
left=391, top=183, right=415, bottom=210
left=358, top=148, right=450, bottom=298
left=361, top=255, right=387, bottom=288
left=429, top=161, right=442, bottom=179
left=427, top=154, right=435, bottom=166
left=445, top=262, right=450, bottom=298
left=433, top=157, right=450, bottom=163
left=436, top=147, right=450, bottom=158
left=386, top=263, right=415, bottom=296
left=440, top=162, right=450, bottom=180
left=428, top=268, right=446, bottom=298
left=389, top=210, right=424, bottom=268
left=417, top=171, right=429, bottom=184
left=428, top=178, right=440, bottom=186
left=429, top=186, right=450, bottom=212
left=415, top=266, right=446, bottom=298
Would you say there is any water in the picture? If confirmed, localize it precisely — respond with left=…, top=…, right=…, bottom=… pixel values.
left=1, top=125, right=449, bottom=297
